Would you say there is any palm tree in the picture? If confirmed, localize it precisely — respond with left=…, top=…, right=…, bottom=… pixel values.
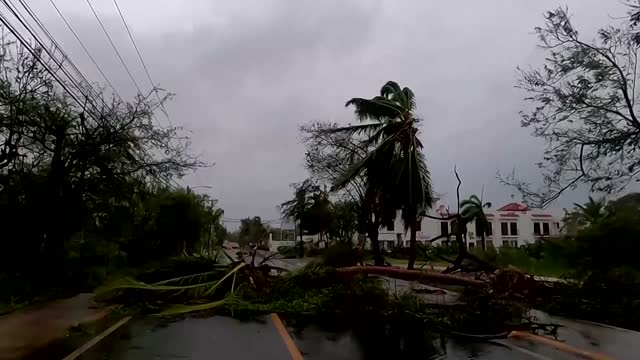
left=460, top=195, right=491, bottom=251
left=333, top=81, right=433, bottom=270
left=572, top=196, right=607, bottom=226
left=280, top=180, right=315, bottom=253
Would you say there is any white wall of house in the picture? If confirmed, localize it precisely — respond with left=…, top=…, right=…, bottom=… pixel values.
left=376, top=203, right=564, bottom=250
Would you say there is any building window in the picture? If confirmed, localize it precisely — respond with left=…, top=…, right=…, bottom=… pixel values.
left=502, top=240, right=510, bottom=247
left=533, top=222, right=541, bottom=235
left=542, top=222, right=550, bottom=236
left=486, top=222, right=493, bottom=236
left=501, top=222, right=509, bottom=236
left=510, top=222, right=518, bottom=236
left=440, top=221, right=448, bottom=235
left=510, top=240, right=518, bottom=247
left=416, top=218, right=422, bottom=231
left=387, top=222, right=394, bottom=231
left=554, top=222, right=560, bottom=229
left=468, top=242, right=475, bottom=249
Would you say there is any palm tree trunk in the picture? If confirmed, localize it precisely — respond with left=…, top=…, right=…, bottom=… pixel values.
left=481, top=232, right=486, bottom=251
left=368, top=229, right=383, bottom=266
left=407, top=222, right=418, bottom=270
left=298, top=221, right=304, bottom=256
left=337, top=266, right=486, bottom=288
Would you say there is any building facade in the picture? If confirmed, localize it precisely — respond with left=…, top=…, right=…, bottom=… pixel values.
left=377, top=202, right=563, bottom=250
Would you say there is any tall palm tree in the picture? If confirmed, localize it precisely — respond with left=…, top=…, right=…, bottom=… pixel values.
left=333, top=81, right=433, bottom=269
left=460, top=195, right=491, bottom=251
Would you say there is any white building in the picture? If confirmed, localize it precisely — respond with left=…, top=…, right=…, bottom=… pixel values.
left=377, top=202, right=564, bottom=250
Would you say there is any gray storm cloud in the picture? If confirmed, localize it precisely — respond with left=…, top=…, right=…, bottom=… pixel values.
left=29, top=0, right=625, bottom=223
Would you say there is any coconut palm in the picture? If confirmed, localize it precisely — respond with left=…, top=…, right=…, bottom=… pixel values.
left=460, top=195, right=491, bottom=251
left=573, top=196, right=607, bottom=225
left=333, top=81, right=433, bottom=269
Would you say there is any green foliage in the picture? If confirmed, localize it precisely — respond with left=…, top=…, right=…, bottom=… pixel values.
left=332, top=81, right=434, bottom=268
left=0, top=33, right=216, bottom=308
left=473, top=244, right=570, bottom=278
left=328, top=200, right=359, bottom=243
left=280, top=179, right=333, bottom=241
left=532, top=193, right=640, bottom=330
left=96, top=262, right=245, bottom=309
left=319, top=243, right=364, bottom=268
left=238, top=216, right=268, bottom=247
left=460, top=195, right=491, bottom=250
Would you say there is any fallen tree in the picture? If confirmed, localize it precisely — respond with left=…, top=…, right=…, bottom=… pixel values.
left=336, top=266, right=487, bottom=288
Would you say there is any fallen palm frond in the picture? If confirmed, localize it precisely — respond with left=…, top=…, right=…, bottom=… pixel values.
left=151, top=266, right=230, bottom=286
left=157, top=294, right=239, bottom=316
left=97, top=263, right=246, bottom=301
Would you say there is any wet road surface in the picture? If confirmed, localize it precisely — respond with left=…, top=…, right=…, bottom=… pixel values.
left=77, top=316, right=291, bottom=360
left=68, top=315, right=601, bottom=360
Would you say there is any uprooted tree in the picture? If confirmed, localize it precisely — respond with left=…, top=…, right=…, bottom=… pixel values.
left=500, top=6, right=640, bottom=207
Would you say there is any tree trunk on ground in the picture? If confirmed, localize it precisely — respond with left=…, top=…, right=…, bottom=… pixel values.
left=407, top=223, right=417, bottom=270
left=337, top=266, right=487, bottom=288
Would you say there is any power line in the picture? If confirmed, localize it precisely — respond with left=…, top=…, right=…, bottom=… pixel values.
left=47, top=0, right=124, bottom=103
left=0, top=8, right=91, bottom=117
left=85, top=0, right=166, bottom=129
left=112, top=0, right=172, bottom=126
left=85, top=0, right=142, bottom=95
left=0, top=0, right=101, bottom=119
left=14, top=0, right=111, bottom=113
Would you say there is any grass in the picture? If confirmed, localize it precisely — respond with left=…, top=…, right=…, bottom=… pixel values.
left=473, top=247, right=572, bottom=279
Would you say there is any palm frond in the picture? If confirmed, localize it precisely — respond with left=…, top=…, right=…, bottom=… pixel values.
left=152, top=269, right=226, bottom=286
left=322, top=122, right=385, bottom=137
left=345, top=97, right=403, bottom=121
left=332, top=131, right=399, bottom=191
left=97, top=263, right=246, bottom=299
left=402, top=87, right=416, bottom=110
left=156, top=295, right=235, bottom=316
left=392, top=148, right=434, bottom=228
left=380, top=81, right=402, bottom=99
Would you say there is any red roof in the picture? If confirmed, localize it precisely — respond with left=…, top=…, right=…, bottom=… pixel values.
left=497, top=203, right=529, bottom=212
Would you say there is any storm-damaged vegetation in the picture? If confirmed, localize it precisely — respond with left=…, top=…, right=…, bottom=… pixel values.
left=4, top=4, right=640, bottom=359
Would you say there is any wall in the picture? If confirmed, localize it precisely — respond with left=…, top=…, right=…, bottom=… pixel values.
left=376, top=207, right=564, bottom=250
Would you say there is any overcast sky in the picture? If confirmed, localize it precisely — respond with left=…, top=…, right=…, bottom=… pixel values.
left=25, top=0, right=630, bottom=226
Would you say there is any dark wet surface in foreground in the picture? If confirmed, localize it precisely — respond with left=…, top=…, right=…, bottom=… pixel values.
left=67, top=315, right=624, bottom=360
left=77, top=316, right=291, bottom=360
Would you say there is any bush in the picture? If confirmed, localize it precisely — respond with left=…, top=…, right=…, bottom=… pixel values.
left=320, top=243, right=363, bottom=268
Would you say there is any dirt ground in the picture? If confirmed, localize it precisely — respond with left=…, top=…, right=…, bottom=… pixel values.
left=0, top=294, right=108, bottom=360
